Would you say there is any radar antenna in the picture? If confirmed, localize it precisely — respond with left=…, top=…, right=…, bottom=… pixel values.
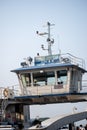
left=36, top=22, right=55, bottom=55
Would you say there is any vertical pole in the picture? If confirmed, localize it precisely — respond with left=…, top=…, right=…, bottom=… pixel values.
left=55, top=70, right=58, bottom=85
left=23, top=105, right=30, bottom=123
left=69, top=123, right=75, bottom=130
left=47, top=22, right=52, bottom=55
left=67, top=68, right=71, bottom=93
left=30, top=72, right=33, bottom=87
left=17, top=74, right=24, bottom=95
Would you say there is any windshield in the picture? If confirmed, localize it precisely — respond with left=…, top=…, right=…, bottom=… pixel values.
left=21, top=70, right=67, bottom=87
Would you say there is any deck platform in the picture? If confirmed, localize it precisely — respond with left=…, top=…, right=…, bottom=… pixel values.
left=13, top=92, right=87, bottom=105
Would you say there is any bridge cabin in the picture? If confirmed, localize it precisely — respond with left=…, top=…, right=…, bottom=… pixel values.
left=11, top=53, right=86, bottom=96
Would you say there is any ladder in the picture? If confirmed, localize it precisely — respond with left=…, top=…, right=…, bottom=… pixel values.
left=0, top=98, right=8, bottom=121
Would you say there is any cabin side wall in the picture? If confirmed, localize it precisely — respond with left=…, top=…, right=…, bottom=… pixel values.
left=66, top=68, right=71, bottom=93
left=69, top=69, right=82, bottom=93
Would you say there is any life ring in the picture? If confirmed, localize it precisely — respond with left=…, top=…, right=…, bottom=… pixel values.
left=3, top=88, right=9, bottom=97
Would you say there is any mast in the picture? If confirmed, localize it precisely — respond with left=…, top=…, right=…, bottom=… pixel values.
left=37, top=22, right=55, bottom=55
left=47, top=22, right=51, bottom=55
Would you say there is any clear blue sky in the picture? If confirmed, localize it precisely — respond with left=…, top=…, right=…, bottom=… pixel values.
left=0, top=0, right=87, bottom=120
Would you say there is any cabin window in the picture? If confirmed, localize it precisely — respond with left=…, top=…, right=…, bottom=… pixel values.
left=57, top=70, right=67, bottom=85
left=33, top=72, right=46, bottom=86
left=21, top=74, right=31, bottom=87
left=46, top=72, right=55, bottom=85
left=33, top=71, right=55, bottom=86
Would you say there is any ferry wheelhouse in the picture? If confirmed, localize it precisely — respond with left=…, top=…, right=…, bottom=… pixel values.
left=11, top=22, right=86, bottom=96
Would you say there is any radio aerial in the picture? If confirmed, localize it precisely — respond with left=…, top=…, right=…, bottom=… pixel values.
left=37, top=22, right=55, bottom=55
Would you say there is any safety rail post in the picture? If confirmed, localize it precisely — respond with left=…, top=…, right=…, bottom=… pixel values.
left=82, top=80, right=87, bottom=91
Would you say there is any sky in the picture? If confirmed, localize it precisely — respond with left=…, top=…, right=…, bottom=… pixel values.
left=0, top=0, right=87, bottom=121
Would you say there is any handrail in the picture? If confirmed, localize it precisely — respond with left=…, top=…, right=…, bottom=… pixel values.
left=13, top=80, right=87, bottom=96
left=0, top=80, right=87, bottom=97
left=82, top=80, right=87, bottom=88
left=60, top=53, right=86, bottom=69
left=0, top=85, right=21, bottom=98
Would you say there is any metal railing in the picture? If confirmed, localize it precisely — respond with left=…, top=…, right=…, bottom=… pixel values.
left=10, top=80, right=87, bottom=96
left=81, top=80, right=87, bottom=92
left=60, top=53, right=86, bottom=69
left=0, top=99, right=8, bottom=121
left=0, top=85, right=21, bottom=99
left=0, top=80, right=87, bottom=97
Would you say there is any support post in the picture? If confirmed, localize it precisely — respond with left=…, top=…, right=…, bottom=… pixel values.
left=69, top=123, right=75, bottom=130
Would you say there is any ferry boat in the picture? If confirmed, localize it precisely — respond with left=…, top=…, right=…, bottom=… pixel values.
left=0, top=22, right=87, bottom=128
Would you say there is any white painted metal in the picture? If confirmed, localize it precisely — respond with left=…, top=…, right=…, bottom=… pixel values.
left=27, top=111, right=87, bottom=130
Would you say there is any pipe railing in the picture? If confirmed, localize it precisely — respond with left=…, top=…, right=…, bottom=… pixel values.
left=0, top=80, right=87, bottom=97
left=60, top=53, right=86, bottom=69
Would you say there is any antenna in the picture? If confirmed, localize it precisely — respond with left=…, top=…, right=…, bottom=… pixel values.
left=36, top=22, right=55, bottom=55
left=57, top=35, right=61, bottom=55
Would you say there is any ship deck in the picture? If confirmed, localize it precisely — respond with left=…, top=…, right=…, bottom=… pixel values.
left=13, top=92, right=87, bottom=105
